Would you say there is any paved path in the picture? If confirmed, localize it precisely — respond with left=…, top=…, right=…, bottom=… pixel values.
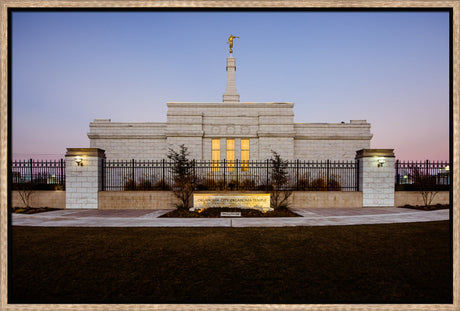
left=11, top=208, right=449, bottom=227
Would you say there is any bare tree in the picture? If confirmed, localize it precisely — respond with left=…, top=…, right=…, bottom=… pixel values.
left=412, top=168, right=439, bottom=206
left=16, top=180, right=34, bottom=208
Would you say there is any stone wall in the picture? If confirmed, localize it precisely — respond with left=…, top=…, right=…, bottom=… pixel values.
left=11, top=190, right=449, bottom=210
left=290, top=191, right=363, bottom=208
left=12, top=191, right=66, bottom=209
left=97, top=191, right=363, bottom=209
left=395, top=191, right=450, bottom=207
left=98, top=191, right=179, bottom=209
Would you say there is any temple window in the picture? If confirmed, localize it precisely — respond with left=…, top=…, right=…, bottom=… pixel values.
left=241, top=139, right=249, bottom=172
left=226, top=139, right=235, bottom=172
left=212, top=139, right=220, bottom=172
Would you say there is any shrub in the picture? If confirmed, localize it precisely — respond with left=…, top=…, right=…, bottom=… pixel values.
left=167, top=145, right=198, bottom=210
left=297, top=176, right=311, bottom=191
left=137, top=179, right=153, bottom=190
left=196, top=178, right=226, bottom=191
left=412, top=168, right=442, bottom=206
left=297, top=173, right=342, bottom=191
left=15, top=182, right=34, bottom=208
left=327, top=175, right=342, bottom=191
left=123, top=179, right=136, bottom=191
left=239, top=178, right=256, bottom=191
left=270, top=151, right=292, bottom=210
left=310, top=178, right=326, bottom=191
left=152, top=180, right=170, bottom=190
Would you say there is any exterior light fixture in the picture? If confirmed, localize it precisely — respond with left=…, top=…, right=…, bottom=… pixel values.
left=75, top=156, right=83, bottom=166
left=377, top=158, right=385, bottom=167
left=445, top=165, right=450, bottom=172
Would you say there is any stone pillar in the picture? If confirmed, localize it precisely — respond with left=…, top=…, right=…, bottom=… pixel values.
left=65, top=148, right=105, bottom=209
left=356, top=149, right=395, bottom=207
left=223, top=55, right=240, bottom=103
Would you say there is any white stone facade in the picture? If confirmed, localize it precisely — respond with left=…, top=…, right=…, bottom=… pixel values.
left=88, top=106, right=372, bottom=161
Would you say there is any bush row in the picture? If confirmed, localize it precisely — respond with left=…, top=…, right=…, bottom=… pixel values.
left=122, top=176, right=343, bottom=191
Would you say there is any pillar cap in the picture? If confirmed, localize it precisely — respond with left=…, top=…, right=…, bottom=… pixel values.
left=355, top=149, right=395, bottom=159
left=66, top=148, right=106, bottom=158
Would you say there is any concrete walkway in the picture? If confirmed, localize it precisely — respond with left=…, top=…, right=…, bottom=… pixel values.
left=11, top=208, right=450, bottom=227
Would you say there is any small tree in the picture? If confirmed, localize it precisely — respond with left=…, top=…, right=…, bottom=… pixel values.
left=167, top=145, right=198, bottom=210
left=16, top=180, right=34, bottom=208
left=270, top=151, right=292, bottom=210
left=412, top=168, right=439, bottom=206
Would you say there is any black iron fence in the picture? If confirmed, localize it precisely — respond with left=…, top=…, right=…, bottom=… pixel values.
left=395, top=160, right=450, bottom=191
left=102, top=159, right=359, bottom=191
left=10, top=158, right=449, bottom=192
left=11, top=159, right=65, bottom=190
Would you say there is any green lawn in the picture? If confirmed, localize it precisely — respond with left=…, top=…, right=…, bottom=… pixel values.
left=10, top=221, right=452, bottom=304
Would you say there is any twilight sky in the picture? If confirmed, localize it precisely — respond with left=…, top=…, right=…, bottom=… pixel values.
left=11, top=10, right=450, bottom=161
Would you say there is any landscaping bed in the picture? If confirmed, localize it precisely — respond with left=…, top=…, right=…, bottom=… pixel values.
left=399, top=204, right=450, bottom=211
left=10, top=207, right=62, bottom=214
left=160, top=207, right=301, bottom=218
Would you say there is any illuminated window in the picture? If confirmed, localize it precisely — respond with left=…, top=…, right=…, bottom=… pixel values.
left=241, top=139, right=249, bottom=172
left=212, top=139, right=220, bottom=172
left=226, top=139, right=235, bottom=172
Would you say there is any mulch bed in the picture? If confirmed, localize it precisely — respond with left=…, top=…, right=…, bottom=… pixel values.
left=160, top=207, right=301, bottom=218
left=399, top=204, right=450, bottom=211
left=10, top=207, right=63, bottom=214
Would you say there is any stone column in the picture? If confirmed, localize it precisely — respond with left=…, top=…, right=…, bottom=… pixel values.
left=223, top=55, right=240, bottom=103
left=65, top=148, right=105, bottom=209
left=356, top=149, right=395, bottom=207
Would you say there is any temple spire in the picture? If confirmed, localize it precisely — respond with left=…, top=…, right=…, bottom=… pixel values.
left=223, top=56, right=240, bottom=103
left=223, top=35, right=240, bottom=103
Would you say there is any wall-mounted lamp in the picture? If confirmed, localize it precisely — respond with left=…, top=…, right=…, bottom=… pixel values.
left=377, top=158, right=385, bottom=167
left=444, top=165, right=450, bottom=172
left=75, top=156, right=83, bottom=166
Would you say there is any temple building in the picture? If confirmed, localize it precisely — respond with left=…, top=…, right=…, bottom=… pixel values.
left=88, top=36, right=372, bottom=161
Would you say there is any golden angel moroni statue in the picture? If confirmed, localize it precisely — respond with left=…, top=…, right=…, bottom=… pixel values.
left=227, top=34, right=239, bottom=53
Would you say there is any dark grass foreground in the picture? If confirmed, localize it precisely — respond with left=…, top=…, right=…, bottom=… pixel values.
left=10, top=221, right=451, bottom=304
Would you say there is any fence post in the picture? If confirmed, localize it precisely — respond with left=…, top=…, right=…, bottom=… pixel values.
left=29, top=158, right=33, bottom=183
left=326, top=159, right=330, bottom=191
left=223, top=159, right=226, bottom=189
left=131, top=159, right=135, bottom=183
left=395, top=159, right=399, bottom=185
left=65, top=148, right=106, bottom=209
left=60, top=158, right=65, bottom=186
left=356, top=159, right=360, bottom=191
left=355, top=149, right=395, bottom=207
left=236, top=159, right=239, bottom=190
left=296, top=159, right=299, bottom=191
left=266, top=159, right=269, bottom=192
left=162, top=159, right=166, bottom=190
left=101, top=158, right=105, bottom=191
